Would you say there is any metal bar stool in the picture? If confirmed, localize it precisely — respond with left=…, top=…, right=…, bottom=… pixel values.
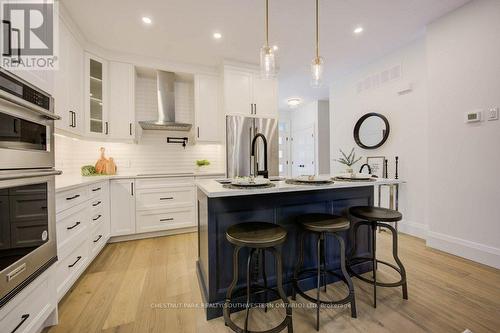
left=292, top=213, right=357, bottom=331
left=348, top=206, right=408, bottom=308
left=224, top=222, right=293, bottom=333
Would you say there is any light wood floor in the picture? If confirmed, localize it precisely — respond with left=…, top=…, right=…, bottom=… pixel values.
left=45, top=232, right=500, bottom=333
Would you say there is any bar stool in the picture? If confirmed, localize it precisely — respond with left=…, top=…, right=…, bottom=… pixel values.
left=224, top=222, right=293, bottom=333
left=292, top=213, right=356, bottom=331
left=348, top=206, right=408, bottom=308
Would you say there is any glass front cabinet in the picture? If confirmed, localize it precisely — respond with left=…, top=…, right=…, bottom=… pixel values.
left=85, top=53, right=108, bottom=136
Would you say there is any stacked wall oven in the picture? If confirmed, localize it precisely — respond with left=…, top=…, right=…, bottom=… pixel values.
left=0, top=68, right=60, bottom=307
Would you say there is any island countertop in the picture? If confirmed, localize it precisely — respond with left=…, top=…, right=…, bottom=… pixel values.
left=196, top=177, right=404, bottom=198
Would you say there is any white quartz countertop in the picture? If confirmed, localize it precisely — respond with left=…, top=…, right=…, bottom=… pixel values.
left=56, top=171, right=225, bottom=192
left=196, top=178, right=404, bottom=198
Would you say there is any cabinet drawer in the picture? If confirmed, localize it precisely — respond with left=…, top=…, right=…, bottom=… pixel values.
left=55, top=238, right=89, bottom=300
left=136, top=207, right=195, bottom=233
left=136, top=186, right=194, bottom=211
left=88, top=181, right=108, bottom=199
left=0, top=274, right=52, bottom=333
left=56, top=186, right=88, bottom=213
left=135, top=177, right=194, bottom=189
left=56, top=201, right=88, bottom=255
left=90, top=220, right=108, bottom=257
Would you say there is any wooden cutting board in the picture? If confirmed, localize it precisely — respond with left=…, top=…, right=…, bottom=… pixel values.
left=94, top=147, right=117, bottom=175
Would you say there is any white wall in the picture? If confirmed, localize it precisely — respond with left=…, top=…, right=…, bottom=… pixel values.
left=425, top=0, right=500, bottom=267
left=330, top=38, right=429, bottom=238
left=330, top=0, right=500, bottom=268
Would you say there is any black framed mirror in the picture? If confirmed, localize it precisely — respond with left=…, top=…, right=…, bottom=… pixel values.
left=353, top=113, right=390, bottom=149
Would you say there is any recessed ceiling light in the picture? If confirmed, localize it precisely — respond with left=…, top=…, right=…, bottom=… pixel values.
left=213, top=32, right=222, bottom=40
left=287, top=97, right=303, bottom=108
left=273, top=45, right=279, bottom=51
left=353, top=26, right=364, bottom=34
left=142, top=16, right=152, bottom=25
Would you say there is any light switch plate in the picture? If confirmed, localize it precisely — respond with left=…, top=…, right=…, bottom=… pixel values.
left=487, top=107, right=499, bottom=121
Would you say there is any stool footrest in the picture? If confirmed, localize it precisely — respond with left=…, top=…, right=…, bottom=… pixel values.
left=293, top=268, right=354, bottom=305
left=348, top=257, right=406, bottom=288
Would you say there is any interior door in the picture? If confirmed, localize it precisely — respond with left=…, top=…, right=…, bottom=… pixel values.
left=291, top=125, right=316, bottom=177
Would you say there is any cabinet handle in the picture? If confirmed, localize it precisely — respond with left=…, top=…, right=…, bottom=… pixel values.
left=69, top=111, right=73, bottom=127
left=66, top=221, right=81, bottom=230
left=11, top=314, right=30, bottom=333
left=2, top=20, right=12, bottom=57
left=254, top=104, right=257, bottom=114
left=91, top=187, right=101, bottom=192
left=105, top=122, right=109, bottom=135
left=159, top=197, right=174, bottom=200
left=13, top=118, right=19, bottom=133
left=66, top=194, right=80, bottom=201
left=92, top=201, right=101, bottom=207
left=160, top=218, right=174, bottom=222
left=130, top=182, right=134, bottom=196
left=92, top=214, right=102, bottom=221
left=93, top=235, right=102, bottom=243
left=68, top=256, right=82, bottom=268
left=73, top=111, right=77, bottom=128
left=197, top=126, right=200, bottom=138
left=250, top=103, right=253, bottom=114
left=129, top=123, right=132, bottom=136
left=11, top=27, right=21, bottom=63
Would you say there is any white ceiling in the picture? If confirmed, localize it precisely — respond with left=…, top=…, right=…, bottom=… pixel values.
left=62, top=0, right=470, bottom=110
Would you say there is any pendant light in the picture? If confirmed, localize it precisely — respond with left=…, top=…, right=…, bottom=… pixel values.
left=260, top=0, right=277, bottom=79
left=311, top=0, right=324, bottom=87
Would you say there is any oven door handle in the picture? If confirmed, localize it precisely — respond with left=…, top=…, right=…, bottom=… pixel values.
left=0, top=170, right=62, bottom=181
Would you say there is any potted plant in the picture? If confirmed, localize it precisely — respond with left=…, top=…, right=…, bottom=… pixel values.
left=335, top=148, right=362, bottom=176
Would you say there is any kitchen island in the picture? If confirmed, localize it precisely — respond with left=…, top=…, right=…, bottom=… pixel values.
left=195, top=178, right=403, bottom=319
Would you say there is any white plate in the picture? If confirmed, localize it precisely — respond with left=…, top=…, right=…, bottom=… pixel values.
left=294, top=175, right=332, bottom=183
left=231, top=177, right=271, bottom=187
left=216, top=178, right=232, bottom=184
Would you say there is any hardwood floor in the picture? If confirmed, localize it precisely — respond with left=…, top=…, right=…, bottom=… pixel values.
left=45, top=232, right=500, bottom=333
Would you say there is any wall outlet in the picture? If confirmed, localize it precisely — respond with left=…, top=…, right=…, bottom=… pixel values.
left=487, top=107, right=499, bottom=121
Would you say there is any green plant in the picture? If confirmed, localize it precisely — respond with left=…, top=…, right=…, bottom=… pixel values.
left=335, top=148, right=362, bottom=167
left=196, top=159, right=210, bottom=167
left=81, top=165, right=97, bottom=176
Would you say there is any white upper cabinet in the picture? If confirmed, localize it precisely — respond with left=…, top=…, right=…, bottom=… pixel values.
left=223, top=67, right=278, bottom=118
left=54, top=18, right=84, bottom=135
left=194, top=74, right=220, bottom=142
left=108, top=62, right=135, bottom=140
left=85, top=53, right=109, bottom=137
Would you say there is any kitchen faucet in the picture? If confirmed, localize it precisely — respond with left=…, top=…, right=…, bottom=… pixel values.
left=251, top=133, right=269, bottom=178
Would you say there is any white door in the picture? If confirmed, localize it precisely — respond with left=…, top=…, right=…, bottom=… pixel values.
left=252, top=76, right=278, bottom=118
left=195, top=74, right=220, bottom=142
left=110, top=180, right=136, bottom=236
left=291, top=126, right=316, bottom=177
left=224, top=69, right=252, bottom=116
left=108, top=61, right=135, bottom=139
left=278, top=121, right=291, bottom=177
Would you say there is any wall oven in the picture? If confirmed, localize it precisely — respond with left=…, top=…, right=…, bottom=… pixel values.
left=0, top=68, right=60, bottom=307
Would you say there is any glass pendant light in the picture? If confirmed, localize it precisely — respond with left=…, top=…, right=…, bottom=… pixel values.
left=311, top=0, right=324, bottom=88
left=260, top=0, right=277, bottom=79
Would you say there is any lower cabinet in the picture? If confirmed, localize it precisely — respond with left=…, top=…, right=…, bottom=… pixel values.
left=110, top=179, right=136, bottom=236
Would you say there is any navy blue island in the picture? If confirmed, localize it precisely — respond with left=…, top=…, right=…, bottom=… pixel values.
left=195, top=178, right=401, bottom=320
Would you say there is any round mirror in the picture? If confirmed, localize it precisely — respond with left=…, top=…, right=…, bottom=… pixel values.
left=353, top=113, right=390, bottom=149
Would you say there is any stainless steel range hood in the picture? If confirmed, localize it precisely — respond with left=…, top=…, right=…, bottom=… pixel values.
left=139, top=71, right=192, bottom=131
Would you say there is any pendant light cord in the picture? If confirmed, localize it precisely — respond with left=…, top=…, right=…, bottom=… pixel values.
left=265, top=0, right=269, bottom=47
left=315, top=0, right=319, bottom=59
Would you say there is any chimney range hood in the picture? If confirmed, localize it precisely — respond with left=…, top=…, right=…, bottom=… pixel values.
left=139, top=70, right=192, bottom=131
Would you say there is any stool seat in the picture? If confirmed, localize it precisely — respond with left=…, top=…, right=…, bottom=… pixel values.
left=298, top=213, right=350, bottom=233
left=226, top=222, right=287, bottom=248
left=349, top=206, right=402, bottom=222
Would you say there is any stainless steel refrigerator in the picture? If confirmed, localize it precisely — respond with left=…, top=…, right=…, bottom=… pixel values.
left=226, top=115, right=279, bottom=178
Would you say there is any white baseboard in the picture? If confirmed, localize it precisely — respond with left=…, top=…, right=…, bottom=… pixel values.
left=108, top=226, right=197, bottom=243
left=426, top=231, right=500, bottom=269
left=397, top=220, right=429, bottom=239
